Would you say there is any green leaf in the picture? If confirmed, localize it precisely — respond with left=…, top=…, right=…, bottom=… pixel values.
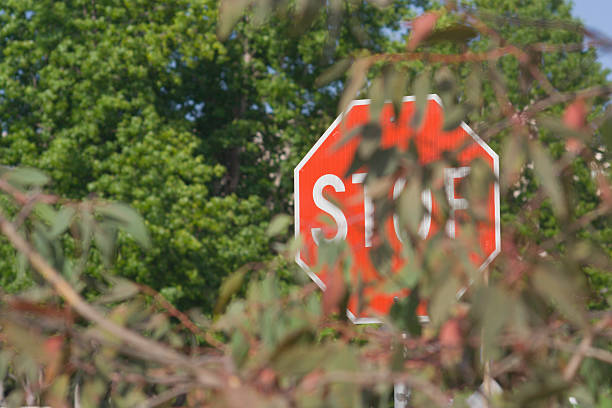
left=411, top=70, right=430, bottom=129
left=93, top=224, right=117, bottom=266
left=49, top=207, right=76, bottom=238
left=217, top=0, right=251, bottom=40
left=230, top=330, right=250, bottom=368
left=442, top=104, right=470, bottom=131
left=96, top=203, right=151, bottom=249
left=97, top=277, right=139, bottom=304
left=466, top=68, right=483, bottom=108
left=389, top=286, right=422, bottom=336
left=425, top=24, right=478, bottom=45
left=7, top=167, right=50, bottom=187
left=356, top=123, right=382, bottom=160
left=214, top=265, right=248, bottom=315
left=315, top=58, right=353, bottom=88
left=429, top=275, right=460, bottom=326
left=529, top=141, right=567, bottom=217
left=397, top=178, right=423, bottom=235
left=339, top=58, right=370, bottom=114
left=598, top=115, right=612, bottom=151
left=532, top=266, right=585, bottom=327
left=0, top=351, right=11, bottom=381
left=266, top=214, right=292, bottom=237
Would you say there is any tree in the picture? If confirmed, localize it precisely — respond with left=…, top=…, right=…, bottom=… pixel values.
left=0, top=0, right=417, bottom=310
left=0, top=0, right=611, bottom=406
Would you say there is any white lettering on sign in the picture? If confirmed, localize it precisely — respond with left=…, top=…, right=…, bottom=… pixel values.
left=392, top=178, right=432, bottom=241
left=311, top=174, right=348, bottom=245
left=351, top=172, right=374, bottom=248
left=311, top=167, right=470, bottom=246
left=444, top=167, right=470, bottom=239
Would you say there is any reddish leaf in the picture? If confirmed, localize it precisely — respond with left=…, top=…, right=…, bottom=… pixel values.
left=407, top=12, right=439, bottom=51
left=439, top=319, right=462, bottom=348
left=565, top=137, right=584, bottom=154
left=322, top=268, right=345, bottom=316
left=563, top=99, right=586, bottom=130
left=44, top=335, right=64, bottom=355
left=439, top=318, right=463, bottom=366
left=257, top=368, right=277, bottom=391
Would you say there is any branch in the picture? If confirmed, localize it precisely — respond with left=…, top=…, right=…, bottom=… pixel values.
left=553, top=340, right=612, bottom=366
left=0, top=214, right=222, bottom=389
left=311, top=370, right=451, bottom=407
left=137, top=283, right=226, bottom=351
left=563, top=331, right=594, bottom=382
left=134, top=384, right=194, bottom=408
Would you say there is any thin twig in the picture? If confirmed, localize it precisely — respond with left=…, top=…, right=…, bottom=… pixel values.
left=134, top=384, right=194, bottom=408
left=137, top=283, right=226, bottom=351
left=0, top=213, right=222, bottom=389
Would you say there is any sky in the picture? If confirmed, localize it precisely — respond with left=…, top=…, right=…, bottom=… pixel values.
left=570, top=0, right=612, bottom=76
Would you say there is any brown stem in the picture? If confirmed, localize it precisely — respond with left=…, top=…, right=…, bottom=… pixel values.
left=0, top=214, right=222, bottom=388
left=563, top=331, right=594, bottom=382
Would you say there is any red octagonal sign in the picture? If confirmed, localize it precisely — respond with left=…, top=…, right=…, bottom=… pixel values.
left=294, top=95, right=500, bottom=323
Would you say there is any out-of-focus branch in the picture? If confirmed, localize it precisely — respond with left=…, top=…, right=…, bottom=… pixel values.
left=553, top=339, right=612, bottom=366
left=482, top=84, right=612, bottom=140
left=137, top=283, right=226, bottom=351
left=311, top=370, right=451, bottom=407
left=0, top=179, right=58, bottom=206
left=563, top=331, right=595, bottom=382
left=563, top=316, right=612, bottom=381
left=0, top=213, right=223, bottom=389
left=134, top=384, right=194, bottom=408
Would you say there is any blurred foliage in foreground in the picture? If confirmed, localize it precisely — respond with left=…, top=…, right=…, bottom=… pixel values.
left=0, top=0, right=611, bottom=407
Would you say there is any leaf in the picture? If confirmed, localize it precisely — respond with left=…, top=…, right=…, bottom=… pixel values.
left=466, top=67, right=483, bottom=108
left=411, top=70, right=430, bottom=129
left=537, top=115, right=585, bottom=139
left=529, top=141, right=567, bottom=217
left=81, top=379, right=106, bottom=408
left=407, top=12, right=439, bottom=51
left=425, top=24, right=478, bottom=45
left=442, top=104, right=469, bottom=131
left=272, top=343, right=338, bottom=377
left=338, top=58, right=370, bottom=114
left=322, top=267, right=346, bottom=316
left=397, top=178, right=423, bottom=235
left=96, top=277, right=139, bottom=304
left=472, top=286, right=511, bottom=359
left=599, top=115, right=612, bottom=151
left=383, top=65, right=408, bottom=119
left=356, top=123, right=382, bottom=160
left=267, top=214, right=292, bottom=237
left=563, top=99, right=587, bottom=130
left=231, top=330, right=249, bottom=368
left=7, top=167, right=50, bottom=187
left=214, top=265, right=248, bottom=315
left=47, top=374, right=69, bottom=407
left=429, top=275, right=460, bottom=326
left=93, top=224, right=117, bottom=266
left=315, top=58, right=353, bottom=88
left=0, top=351, right=10, bottom=381
left=96, top=203, right=151, bottom=248
left=389, top=286, right=422, bottom=336
left=49, top=207, right=76, bottom=238
left=532, top=266, right=585, bottom=327
left=369, top=75, right=385, bottom=121
left=217, top=0, right=251, bottom=40
left=501, top=135, right=526, bottom=188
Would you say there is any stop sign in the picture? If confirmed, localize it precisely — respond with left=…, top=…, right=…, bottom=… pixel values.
left=294, top=95, right=500, bottom=323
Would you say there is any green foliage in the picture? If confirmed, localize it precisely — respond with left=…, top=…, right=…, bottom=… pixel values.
left=0, top=0, right=421, bottom=311
left=0, top=0, right=610, bottom=406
